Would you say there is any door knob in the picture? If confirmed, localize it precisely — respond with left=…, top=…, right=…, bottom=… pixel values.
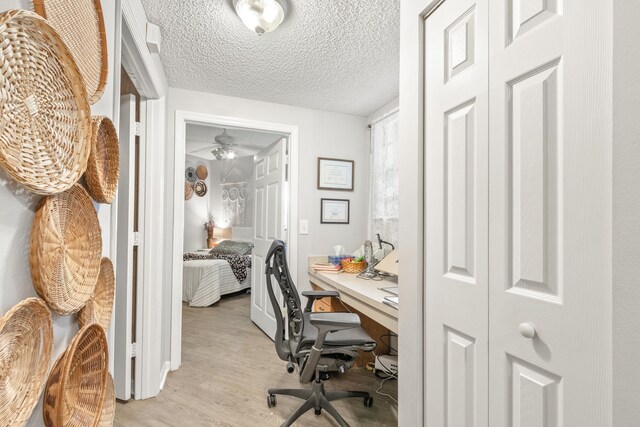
left=518, top=322, right=536, bottom=339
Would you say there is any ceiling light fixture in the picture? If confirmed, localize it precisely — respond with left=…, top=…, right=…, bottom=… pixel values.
left=233, top=0, right=287, bottom=35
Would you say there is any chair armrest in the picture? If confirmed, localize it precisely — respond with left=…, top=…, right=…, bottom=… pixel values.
left=299, top=313, right=361, bottom=383
left=302, top=290, right=340, bottom=312
left=309, top=312, right=360, bottom=335
left=302, top=290, right=340, bottom=299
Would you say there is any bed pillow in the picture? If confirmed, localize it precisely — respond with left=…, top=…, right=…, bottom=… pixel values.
left=209, top=240, right=254, bottom=256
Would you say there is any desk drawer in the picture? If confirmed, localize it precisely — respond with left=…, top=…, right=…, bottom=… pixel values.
left=313, top=298, right=332, bottom=312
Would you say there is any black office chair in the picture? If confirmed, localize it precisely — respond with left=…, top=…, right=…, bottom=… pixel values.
left=265, top=240, right=377, bottom=427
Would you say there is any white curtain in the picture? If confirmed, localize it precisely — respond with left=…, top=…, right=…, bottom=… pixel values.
left=369, top=111, right=399, bottom=246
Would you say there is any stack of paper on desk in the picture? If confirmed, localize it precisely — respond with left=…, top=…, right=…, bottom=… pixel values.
left=311, top=262, right=343, bottom=274
left=383, top=295, right=398, bottom=309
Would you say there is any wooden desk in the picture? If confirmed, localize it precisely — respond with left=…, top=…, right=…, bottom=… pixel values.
left=307, top=258, right=398, bottom=334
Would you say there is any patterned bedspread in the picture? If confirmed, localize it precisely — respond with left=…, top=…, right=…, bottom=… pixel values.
left=183, top=252, right=252, bottom=282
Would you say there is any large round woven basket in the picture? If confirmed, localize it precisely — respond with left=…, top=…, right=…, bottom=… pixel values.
left=98, top=374, right=115, bottom=427
left=30, top=184, right=103, bottom=315
left=0, top=10, right=92, bottom=195
left=33, top=0, right=108, bottom=105
left=0, top=298, right=54, bottom=427
left=77, top=258, right=115, bottom=330
left=85, top=117, right=120, bottom=204
left=43, top=324, right=108, bottom=427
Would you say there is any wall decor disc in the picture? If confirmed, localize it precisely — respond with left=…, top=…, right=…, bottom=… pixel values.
left=0, top=10, right=92, bottom=195
left=185, top=181, right=194, bottom=200
left=84, top=116, right=120, bottom=204
left=194, top=180, right=208, bottom=197
left=0, top=298, right=53, bottom=427
left=196, top=165, right=208, bottom=180
left=30, top=184, right=102, bottom=315
left=185, top=167, right=197, bottom=182
left=33, top=0, right=108, bottom=105
left=76, top=257, right=115, bottom=330
left=43, top=324, right=108, bottom=427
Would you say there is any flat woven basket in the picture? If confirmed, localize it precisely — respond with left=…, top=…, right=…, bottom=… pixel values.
left=0, top=10, right=92, bottom=195
left=33, top=0, right=108, bottom=105
left=30, top=184, right=103, bottom=315
left=0, top=298, right=54, bottom=427
left=98, top=374, right=115, bottom=427
left=85, top=116, right=120, bottom=204
left=43, top=324, right=108, bottom=427
left=77, top=257, right=115, bottom=330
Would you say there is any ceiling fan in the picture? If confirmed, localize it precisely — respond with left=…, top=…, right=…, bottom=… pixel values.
left=211, top=129, right=237, bottom=160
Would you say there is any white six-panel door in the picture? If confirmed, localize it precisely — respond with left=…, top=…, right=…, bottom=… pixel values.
left=251, top=139, right=287, bottom=339
left=488, top=1, right=611, bottom=426
left=425, top=0, right=611, bottom=425
left=425, top=0, right=489, bottom=425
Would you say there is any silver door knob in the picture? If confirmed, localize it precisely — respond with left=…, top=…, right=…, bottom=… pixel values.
left=518, top=322, right=536, bottom=339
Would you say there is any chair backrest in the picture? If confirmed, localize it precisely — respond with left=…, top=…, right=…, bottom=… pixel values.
left=265, top=240, right=303, bottom=361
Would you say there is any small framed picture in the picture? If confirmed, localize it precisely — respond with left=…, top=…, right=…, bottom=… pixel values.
left=321, top=199, right=350, bottom=224
left=317, top=157, right=354, bottom=191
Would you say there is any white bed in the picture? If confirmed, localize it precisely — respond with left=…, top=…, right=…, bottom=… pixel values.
left=182, top=259, right=251, bottom=307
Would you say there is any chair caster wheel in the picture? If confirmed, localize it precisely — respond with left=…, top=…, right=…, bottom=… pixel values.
left=364, top=396, right=374, bottom=407
left=267, top=394, right=277, bottom=408
left=315, top=409, right=322, bottom=416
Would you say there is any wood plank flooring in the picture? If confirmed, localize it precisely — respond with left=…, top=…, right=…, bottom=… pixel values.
left=114, top=292, right=398, bottom=426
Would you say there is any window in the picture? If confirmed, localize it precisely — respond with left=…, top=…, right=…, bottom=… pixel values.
left=369, top=111, right=399, bottom=245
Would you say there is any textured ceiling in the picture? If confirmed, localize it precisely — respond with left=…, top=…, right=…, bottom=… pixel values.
left=140, top=0, right=400, bottom=116
left=186, top=123, right=285, bottom=160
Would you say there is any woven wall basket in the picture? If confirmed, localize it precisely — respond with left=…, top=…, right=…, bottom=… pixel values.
left=30, top=184, right=103, bottom=315
left=185, top=181, right=194, bottom=200
left=0, top=10, right=92, bottom=195
left=43, top=324, right=108, bottom=427
left=33, top=0, right=108, bottom=105
left=77, top=257, right=115, bottom=329
left=85, top=116, right=120, bottom=204
left=196, top=165, right=208, bottom=180
left=194, top=180, right=208, bottom=197
left=0, top=298, right=54, bottom=427
left=98, top=374, right=115, bottom=427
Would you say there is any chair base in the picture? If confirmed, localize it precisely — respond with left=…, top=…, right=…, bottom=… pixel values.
left=268, top=380, right=372, bottom=427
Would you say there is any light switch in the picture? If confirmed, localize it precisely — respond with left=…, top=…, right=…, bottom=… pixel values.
left=299, top=219, right=309, bottom=235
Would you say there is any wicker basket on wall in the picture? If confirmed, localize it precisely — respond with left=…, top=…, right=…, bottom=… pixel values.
left=30, top=184, right=103, bottom=315
left=98, top=374, right=115, bottom=427
left=33, top=0, right=109, bottom=105
left=0, top=10, right=92, bottom=195
left=85, top=117, right=120, bottom=204
left=43, top=324, right=108, bottom=427
left=0, top=298, right=54, bottom=427
left=77, top=257, right=115, bottom=329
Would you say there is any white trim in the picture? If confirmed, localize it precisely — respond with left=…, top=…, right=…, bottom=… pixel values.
left=398, top=0, right=444, bottom=425
left=121, top=0, right=165, bottom=97
left=119, top=0, right=168, bottom=400
left=171, top=110, right=300, bottom=371
left=159, top=361, right=171, bottom=390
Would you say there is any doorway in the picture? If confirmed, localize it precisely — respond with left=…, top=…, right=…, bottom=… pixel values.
left=171, top=111, right=300, bottom=369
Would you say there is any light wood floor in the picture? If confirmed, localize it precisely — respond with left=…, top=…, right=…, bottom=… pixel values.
left=114, top=292, right=398, bottom=426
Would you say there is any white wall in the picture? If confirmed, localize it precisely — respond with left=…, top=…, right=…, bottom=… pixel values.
left=183, top=155, right=212, bottom=251
left=0, top=2, right=121, bottom=426
left=164, top=89, right=370, bottom=317
left=613, top=0, right=640, bottom=423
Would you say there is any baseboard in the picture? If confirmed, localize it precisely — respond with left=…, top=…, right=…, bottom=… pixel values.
left=159, top=361, right=171, bottom=390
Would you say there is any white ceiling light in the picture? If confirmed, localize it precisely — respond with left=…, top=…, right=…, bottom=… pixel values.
left=233, top=0, right=287, bottom=35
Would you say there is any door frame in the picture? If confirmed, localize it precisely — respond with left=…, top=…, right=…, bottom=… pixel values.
left=398, top=0, right=447, bottom=425
left=112, top=0, right=167, bottom=400
left=171, top=111, right=299, bottom=370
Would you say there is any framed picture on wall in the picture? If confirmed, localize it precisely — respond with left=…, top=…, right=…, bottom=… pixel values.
left=320, top=199, right=350, bottom=224
left=317, top=157, right=354, bottom=191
